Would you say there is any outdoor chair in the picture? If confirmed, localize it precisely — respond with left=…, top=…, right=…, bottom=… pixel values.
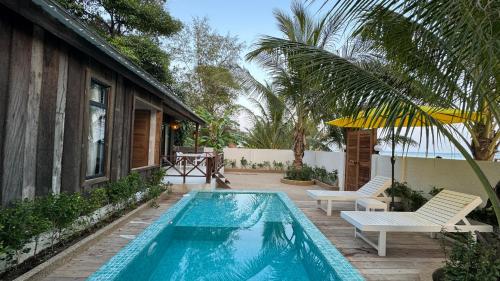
left=341, top=189, right=493, bottom=256
left=307, top=176, right=392, bottom=215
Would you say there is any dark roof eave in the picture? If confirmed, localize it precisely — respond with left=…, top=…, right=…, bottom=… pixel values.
left=7, top=0, right=205, bottom=125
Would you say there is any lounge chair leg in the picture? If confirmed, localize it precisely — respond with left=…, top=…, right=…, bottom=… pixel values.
left=326, top=200, right=332, bottom=216
left=430, top=232, right=437, bottom=239
left=317, top=200, right=321, bottom=209
left=378, top=231, right=386, bottom=256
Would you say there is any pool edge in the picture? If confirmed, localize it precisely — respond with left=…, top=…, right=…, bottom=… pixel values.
left=88, top=190, right=365, bottom=281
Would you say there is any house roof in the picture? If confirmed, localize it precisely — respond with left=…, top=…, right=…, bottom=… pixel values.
left=2, top=0, right=205, bottom=125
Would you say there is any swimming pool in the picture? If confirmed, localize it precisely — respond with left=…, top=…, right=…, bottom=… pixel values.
left=88, top=191, right=364, bottom=280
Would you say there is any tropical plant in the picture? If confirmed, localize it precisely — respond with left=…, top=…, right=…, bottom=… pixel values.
left=241, top=75, right=294, bottom=149
left=247, top=1, right=344, bottom=167
left=250, top=0, right=500, bottom=224
left=311, top=167, right=338, bottom=186
left=197, top=107, right=241, bottom=151
left=442, top=233, right=500, bottom=281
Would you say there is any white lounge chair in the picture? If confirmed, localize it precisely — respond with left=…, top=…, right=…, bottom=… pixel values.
left=307, top=176, right=391, bottom=216
left=341, top=190, right=493, bottom=256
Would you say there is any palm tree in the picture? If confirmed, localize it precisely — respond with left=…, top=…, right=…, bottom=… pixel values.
left=247, top=1, right=500, bottom=223
left=247, top=1, right=343, bottom=168
left=240, top=76, right=294, bottom=149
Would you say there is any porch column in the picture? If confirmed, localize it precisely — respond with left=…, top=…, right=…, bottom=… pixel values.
left=194, top=123, right=199, bottom=153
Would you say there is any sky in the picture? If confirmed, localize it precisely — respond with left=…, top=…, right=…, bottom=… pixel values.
left=167, top=0, right=293, bottom=131
left=165, top=0, right=475, bottom=156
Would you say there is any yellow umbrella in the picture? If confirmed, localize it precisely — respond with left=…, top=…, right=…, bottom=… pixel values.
left=327, top=106, right=479, bottom=210
left=327, top=106, right=478, bottom=128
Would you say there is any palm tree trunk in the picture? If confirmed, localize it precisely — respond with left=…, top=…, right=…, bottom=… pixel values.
left=471, top=123, right=497, bottom=161
left=293, top=125, right=305, bottom=168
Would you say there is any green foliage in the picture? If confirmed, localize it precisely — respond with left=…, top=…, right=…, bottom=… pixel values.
left=311, top=167, right=338, bottom=186
left=285, top=165, right=314, bottom=181
left=387, top=182, right=428, bottom=211
left=54, top=0, right=181, bottom=84
left=145, top=169, right=168, bottom=208
left=0, top=170, right=167, bottom=265
left=109, top=35, right=173, bottom=83
left=443, top=233, right=500, bottom=281
left=273, top=161, right=285, bottom=170
left=240, top=157, right=248, bottom=168
left=167, top=17, right=244, bottom=114
left=197, top=107, right=241, bottom=150
left=429, top=186, right=444, bottom=197
left=35, top=193, right=86, bottom=232
left=0, top=200, right=50, bottom=260
left=469, top=207, right=498, bottom=226
left=240, top=78, right=294, bottom=150
left=254, top=0, right=500, bottom=223
left=286, top=165, right=338, bottom=184
left=247, top=2, right=344, bottom=165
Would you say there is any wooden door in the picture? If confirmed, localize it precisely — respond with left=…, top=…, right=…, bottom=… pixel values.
left=132, top=110, right=150, bottom=168
left=344, top=129, right=376, bottom=190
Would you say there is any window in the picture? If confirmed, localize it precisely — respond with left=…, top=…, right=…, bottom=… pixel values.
left=86, top=80, right=109, bottom=178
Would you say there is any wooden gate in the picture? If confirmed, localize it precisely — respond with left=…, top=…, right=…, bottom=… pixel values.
left=344, top=129, right=376, bottom=191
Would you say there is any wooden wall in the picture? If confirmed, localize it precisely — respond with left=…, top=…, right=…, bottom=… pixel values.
left=0, top=10, right=152, bottom=205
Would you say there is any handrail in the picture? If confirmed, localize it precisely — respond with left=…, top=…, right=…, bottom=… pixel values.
left=161, top=152, right=224, bottom=184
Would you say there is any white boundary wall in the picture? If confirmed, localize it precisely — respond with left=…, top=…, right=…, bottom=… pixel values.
left=371, top=154, right=500, bottom=203
left=224, top=148, right=500, bottom=200
left=223, top=148, right=346, bottom=188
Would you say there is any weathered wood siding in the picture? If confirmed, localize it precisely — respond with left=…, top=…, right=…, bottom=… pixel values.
left=0, top=10, right=13, bottom=204
left=1, top=14, right=32, bottom=205
left=0, top=10, right=164, bottom=205
left=36, top=32, right=60, bottom=196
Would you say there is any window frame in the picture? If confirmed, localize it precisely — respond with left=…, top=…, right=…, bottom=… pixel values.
left=82, top=69, right=114, bottom=185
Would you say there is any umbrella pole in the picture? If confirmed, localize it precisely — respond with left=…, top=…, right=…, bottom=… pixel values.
left=390, top=128, right=396, bottom=211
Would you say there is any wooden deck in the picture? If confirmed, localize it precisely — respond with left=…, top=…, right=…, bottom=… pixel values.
left=41, top=172, right=446, bottom=281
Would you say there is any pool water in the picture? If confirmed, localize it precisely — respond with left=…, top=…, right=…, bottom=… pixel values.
left=89, top=192, right=363, bottom=281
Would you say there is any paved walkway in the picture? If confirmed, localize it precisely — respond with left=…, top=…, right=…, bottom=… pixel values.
left=42, top=172, right=445, bottom=281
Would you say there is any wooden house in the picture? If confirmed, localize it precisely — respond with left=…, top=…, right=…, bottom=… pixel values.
left=0, top=0, right=205, bottom=205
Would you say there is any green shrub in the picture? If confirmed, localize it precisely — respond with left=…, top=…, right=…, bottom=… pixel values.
left=145, top=169, right=168, bottom=208
left=387, top=182, right=427, bottom=211
left=469, top=207, right=498, bottom=226
left=273, top=161, right=284, bottom=170
left=84, top=187, right=108, bottom=216
left=0, top=171, right=163, bottom=267
left=240, top=157, right=248, bottom=168
left=311, top=167, right=338, bottom=185
left=443, top=233, right=500, bottom=280
left=285, top=165, right=314, bottom=181
left=0, top=200, right=51, bottom=261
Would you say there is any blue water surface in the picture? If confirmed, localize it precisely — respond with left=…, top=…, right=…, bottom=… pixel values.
left=90, top=192, right=363, bottom=281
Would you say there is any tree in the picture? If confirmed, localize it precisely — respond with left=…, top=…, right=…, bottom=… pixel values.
left=196, top=107, right=242, bottom=151
left=241, top=77, right=294, bottom=149
left=252, top=1, right=500, bottom=223
left=247, top=1, right=343, bottom=167
left=54, top=0, right=181, bottom=84
left=167, top=17, right=244, bottom=114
